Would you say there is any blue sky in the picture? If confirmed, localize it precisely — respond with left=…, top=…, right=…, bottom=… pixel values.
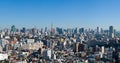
left=0, top=0, right=120, bottom=29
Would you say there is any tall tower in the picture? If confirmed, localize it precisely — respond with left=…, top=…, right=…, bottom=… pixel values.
left=100, top=28, right=103, bottom=34
left=51, top=22, right=53, bottom=36
left=109, top=26, right=114, bottom=38
left=97, top=27, right=99, bottom=34
left=11, top=25, right=16, bottom=34
left=51, top=22, right=53, bottom=31
left=73, top=42, right=79, bottom=53
left=79, top=28, right=84, bottom=34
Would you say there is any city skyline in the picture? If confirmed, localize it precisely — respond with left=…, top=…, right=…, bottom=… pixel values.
left=0, top=0, right=120, bottom=29
left=0, top=25, right=119, bottom=33
left=1, top=0, right=120, bottom=63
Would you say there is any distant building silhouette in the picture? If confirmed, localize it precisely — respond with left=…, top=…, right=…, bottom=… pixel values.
left=109, top=26, right=114, bottom=38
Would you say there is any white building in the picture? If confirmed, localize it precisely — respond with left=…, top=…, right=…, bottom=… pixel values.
left=0, top=54, right=8, bottom=60
left=101, top=46, right=105, bottom=54
left=21, top=42, right=43, bottom=50
left=0, top=46, right=2, bottom=52
left=43, top=49, right=53, bottom=59
left=26, top=39, right=35, bottom=44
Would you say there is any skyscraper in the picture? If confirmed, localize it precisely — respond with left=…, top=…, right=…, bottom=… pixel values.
left=21, top=27, right=26, bottom=33
left=73, top=42, right=86, bottom=53
left=56, top=27, right=63, bottom=34
left=44, top=27, right=47, bottom=32
left=97, top=27, right=99, bottom=34
left=109, top=26, right=114, bottom=38
left=100, top=28, right=103, bottom=34
left=11, top=25, right=16, bottom=34
left=74, top=28, right=77, bottom=34
left=73, top=42, right=79, bottom=53
left=79, top=28, right=84, bottom=34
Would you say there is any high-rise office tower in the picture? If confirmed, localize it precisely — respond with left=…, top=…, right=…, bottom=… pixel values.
left=79, top=28, right=84, bottom=34
left=11, top=25, right=16, bottom=34
left=97, top=27, right=99, bottom=34
left=73, top=42, right=85, bottom=53
left=44, top=27, right=47, bottom=32
left=109, top=26, right=114, bottom=38
left=56, top=27, right=63, bottom=34
left=114, top=29, right=116, bottom=37
left=74, top=28, right=77, bottom=34
left=100, top=28, right=103, bottom=34
left=21, top=27, right=26, bottom=33
left=73, top=42, right=79, bottom=53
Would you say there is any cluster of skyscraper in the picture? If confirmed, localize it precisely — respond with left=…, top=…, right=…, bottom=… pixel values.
left=0, top=25, right=120, bottom=63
